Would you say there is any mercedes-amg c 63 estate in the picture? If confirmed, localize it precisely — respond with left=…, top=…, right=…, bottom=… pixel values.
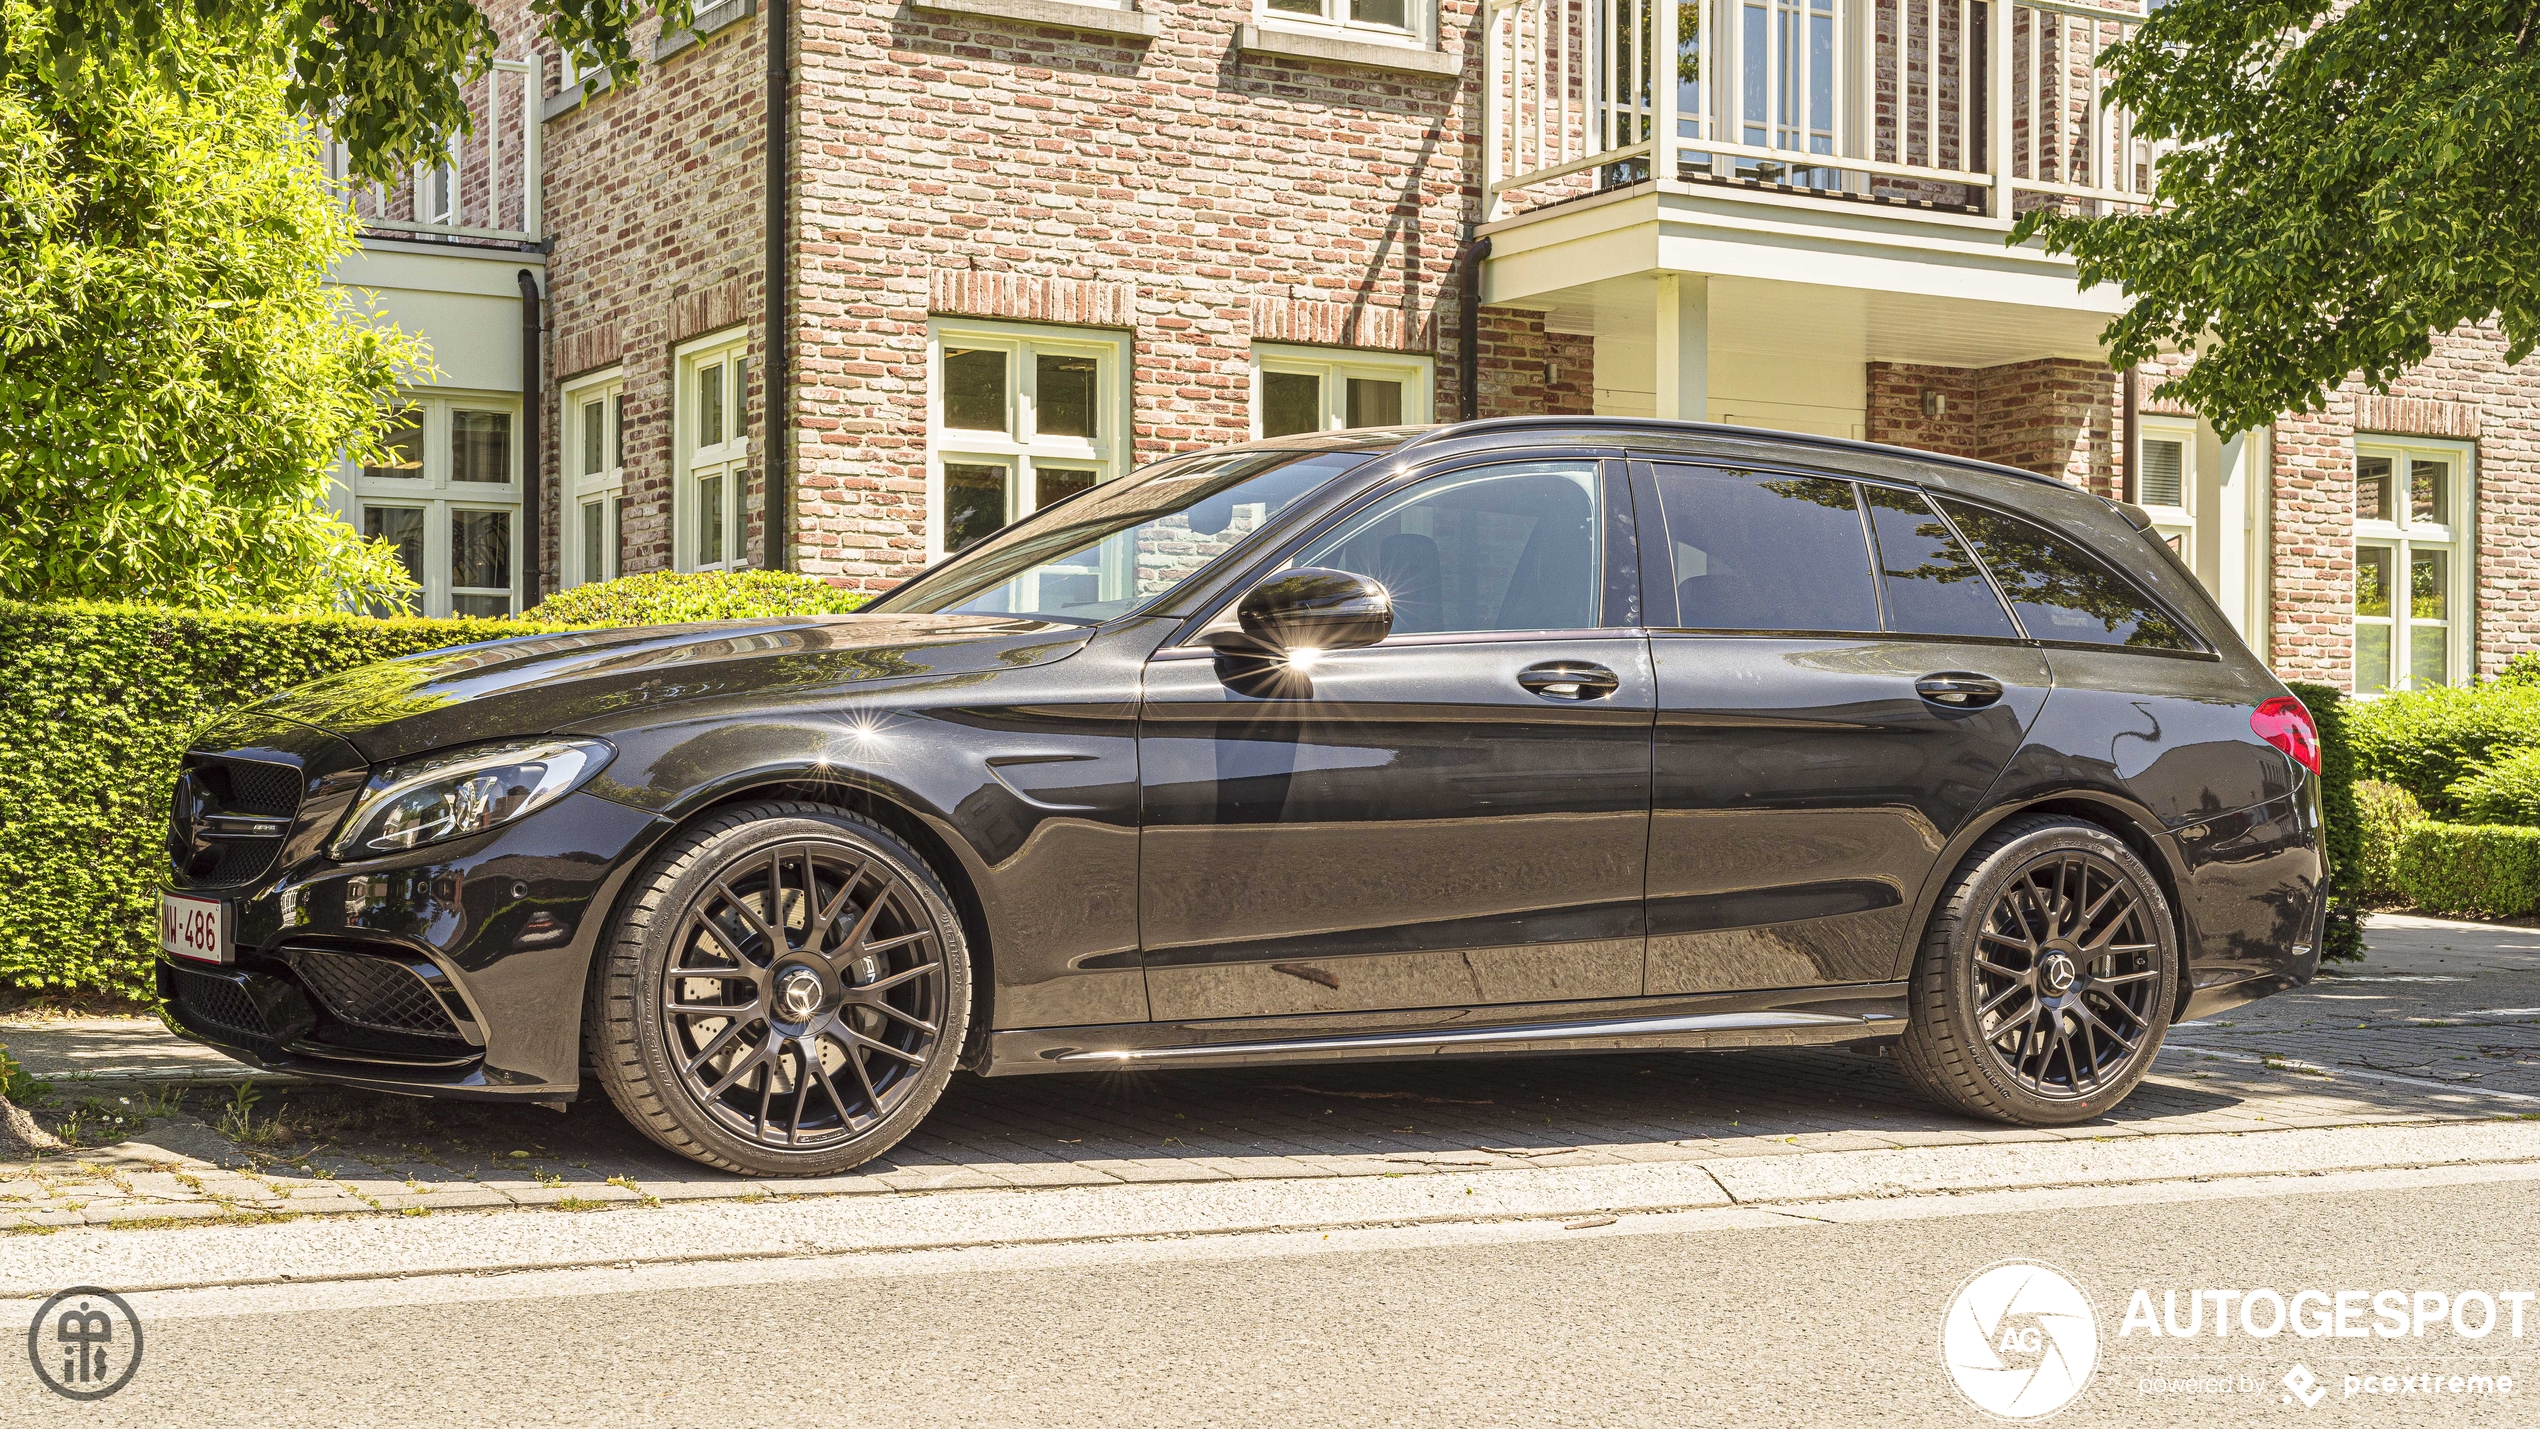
left=158, top=419, right=2327, bottom=1174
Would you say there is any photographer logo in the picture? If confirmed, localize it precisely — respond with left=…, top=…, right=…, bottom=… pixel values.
left=1942, top=1260, right=2099, bottom=1419
left=25, top=1286, right=143, bottom=1401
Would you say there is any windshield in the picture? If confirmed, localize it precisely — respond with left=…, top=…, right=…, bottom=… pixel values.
left=878, top=445, right=1388, bottom=621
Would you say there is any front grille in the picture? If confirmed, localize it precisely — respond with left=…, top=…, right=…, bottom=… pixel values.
left=167, top=964, right=284, bottom=1057
left=168, top=754, right=306, bottom=890
left=200, top=757, right=304, bottom=817
left=291, top=951, right=465, bottom=1041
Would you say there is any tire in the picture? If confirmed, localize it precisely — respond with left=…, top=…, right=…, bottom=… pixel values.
left=1896, top=814, right=2178, bottom=1126
left=586, top=800, right=972, bottom=1176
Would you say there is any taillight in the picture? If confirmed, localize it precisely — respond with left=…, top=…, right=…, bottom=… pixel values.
left=2252, top=695, right=2321, bottom=775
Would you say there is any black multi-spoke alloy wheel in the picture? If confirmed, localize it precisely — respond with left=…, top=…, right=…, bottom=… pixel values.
left=1897, top=815, right=2178, bottom=1126
left=588, top=802, right=972, bottom=1175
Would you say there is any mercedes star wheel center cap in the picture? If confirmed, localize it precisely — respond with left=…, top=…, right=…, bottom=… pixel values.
left=777, top=967, right=825, bottom=1021
left=2041, top=953, right=2078, bottom=995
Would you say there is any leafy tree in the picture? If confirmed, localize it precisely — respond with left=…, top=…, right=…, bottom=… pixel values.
left=0, top=3, right=426, bottom=612
left=2016, top=0, right=2540, bottom=435
left=37, top=0, right=691, bottom=182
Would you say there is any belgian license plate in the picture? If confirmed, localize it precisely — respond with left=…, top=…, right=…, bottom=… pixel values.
left=159, top=893, right=228, bottom=964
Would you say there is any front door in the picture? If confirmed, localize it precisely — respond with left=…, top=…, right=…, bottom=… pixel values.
left=1637, top=464, right=2051, bottom=995
left=1138, top=459, right=1655, bottom=1021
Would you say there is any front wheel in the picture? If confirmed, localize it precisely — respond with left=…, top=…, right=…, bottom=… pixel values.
left=1896, top=815, right=2178, bottom=1126
left=586, top=801, right=972, bottom=1176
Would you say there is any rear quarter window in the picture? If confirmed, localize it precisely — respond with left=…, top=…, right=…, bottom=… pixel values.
left=1935, top=497, right=2200, bottom=652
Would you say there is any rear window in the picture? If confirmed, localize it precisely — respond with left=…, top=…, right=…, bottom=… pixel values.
left=1861, top=486, right=2019, bottom=639
left=1936, top=498, right=2198, bottom=651
left=1649, top=466, right=1880, bottom=633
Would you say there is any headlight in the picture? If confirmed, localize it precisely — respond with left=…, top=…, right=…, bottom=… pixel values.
left=328, top=738, right=614, bottom=859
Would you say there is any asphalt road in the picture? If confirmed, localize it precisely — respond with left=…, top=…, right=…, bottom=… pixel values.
left=13, top=1162, right=2540, bottom=1428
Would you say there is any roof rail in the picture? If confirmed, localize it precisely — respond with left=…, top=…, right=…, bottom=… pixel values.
left=1391, top=416, right=2072, bottom=491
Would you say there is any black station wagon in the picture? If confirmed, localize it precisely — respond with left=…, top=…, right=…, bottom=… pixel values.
left=158, top=419, right=2327, bottom=1175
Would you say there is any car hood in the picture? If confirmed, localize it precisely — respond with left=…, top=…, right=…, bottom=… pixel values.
left=247, top=613, right=1094, bottom=763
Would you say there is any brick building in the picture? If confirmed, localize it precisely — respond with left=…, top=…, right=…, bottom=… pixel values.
left=324, top=0, right=2533, bottom=694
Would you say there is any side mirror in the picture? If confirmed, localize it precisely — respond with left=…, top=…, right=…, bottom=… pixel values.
left=1209, top=567, right=1393, bottom=654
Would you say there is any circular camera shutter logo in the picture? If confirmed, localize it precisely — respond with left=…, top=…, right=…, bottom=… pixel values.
left=1940, top=1260, right=2098, bottom=1420
left=26, top=1286, right=143, bottom=1401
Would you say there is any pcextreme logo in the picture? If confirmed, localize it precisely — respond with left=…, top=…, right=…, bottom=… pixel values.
left=1942, top=1259, right=2101, bottom=1420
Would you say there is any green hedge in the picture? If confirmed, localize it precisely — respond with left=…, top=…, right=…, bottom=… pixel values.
left=2285, top=682, right=2365, bottom=963
left=2350, top=682, right=2540, bottom=816
left=2355, top=778, right=2427, bottom=901
left=0, top=602, right=576, bottom=996
left=2393, top=822, right=2540, bottom=919
left=523, top=570, right=868, bottom=626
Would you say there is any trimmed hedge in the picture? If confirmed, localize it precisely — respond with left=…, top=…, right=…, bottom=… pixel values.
left=2393, top=822, right=2540, bottom=920
left=2449, top=745, right=2540, bottom=825
left=522, top=570, right=869, bottom=627
left=2349, top=681, right=2540, bottom=816
left=0, top=602, right=576, bottom=997
left=2285, top=682, right=2365, bottom=963
left=2355, top=778, right=2427, bottom=901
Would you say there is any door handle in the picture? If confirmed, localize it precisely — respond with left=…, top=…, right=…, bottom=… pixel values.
left=1518, top=661, right=1621, bottom=700
left=1916, top=672, right=2006, bottom=709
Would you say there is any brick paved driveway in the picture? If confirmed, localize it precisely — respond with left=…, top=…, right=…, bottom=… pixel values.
left=5, top=913, right=2536, bottom=1230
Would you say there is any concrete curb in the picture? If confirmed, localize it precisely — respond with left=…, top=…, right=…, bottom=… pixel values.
left=7, top=1117, right=2537, bottom=1298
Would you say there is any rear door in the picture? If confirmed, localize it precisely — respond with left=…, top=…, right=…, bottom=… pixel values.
left=1638, top=464, right=2052, bottom=994
left=1137, top=458, right=1655, bottom=1020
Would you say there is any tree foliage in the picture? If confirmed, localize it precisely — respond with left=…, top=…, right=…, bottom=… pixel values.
left=36, top=0, right=690, bottom=181
left=2015, top=0, right=2540, bottom=435
left=0, top=4, right=426, bottom=611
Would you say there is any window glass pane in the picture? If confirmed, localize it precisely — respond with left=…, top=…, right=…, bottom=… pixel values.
left=893, top=447, right=1367, bottom=620
left=1938, top=498, right=2196, bottom=650
left=1037, top=466, right=1097, bottom=509
left=943, top=348, right=1008, bottom=433
left=581, top=400, right=605, bottom=477
left=698, top=474, right=725, bottom=566
left=451, top=508, right=511, bottom=593
left=2354, top=545, right=2391, bottom=618
left=944, top=463, right=1013, bottom=552
left=451, top=410, right=511, bottom=483
left=612, top=394, right=627, bottom=469
left=1299, top=461, right=1602, bottom=635
left=1652, top=467, right=1879, bottom=633
left=1351, top=0, right=1408, bottom=27
left=2412, top=547, right=2448, bottom=621
left=697, top=362, right=724, bottom=449
left=365, top=406, right=423, bottom=480
left=2138, top=438, right=2184, bottom=508
left=1861, top=486, right=2017, bottom=638
left=2411, top=629, right=2447, bottom=689
left=453, top=593, right=512, bottom=618
left=2356, top=455, right=2393, bottom=523
left=1265, top=0, right=1322, bottom=13
left=1035, top=354, right=1099, bottom=439
left=2411, top=458, right=2449, bottom=525
left=582, top=499, right=605, bottom=583
left=1262, top=371, right=1322, bottom=437
left=2355, top=624, right=2392, bottom=693
left=364, top=505, right=425, bottom=584
left=1345, top=377, right=1403, bottom=428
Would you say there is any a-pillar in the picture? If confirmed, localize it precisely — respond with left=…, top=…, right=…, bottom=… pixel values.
left=1652, top=273, right=1709, bottom=422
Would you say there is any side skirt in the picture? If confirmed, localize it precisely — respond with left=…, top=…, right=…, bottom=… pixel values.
left=982, top=982, right=1908, bottom=1076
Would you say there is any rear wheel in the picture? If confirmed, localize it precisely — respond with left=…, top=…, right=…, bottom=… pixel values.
left=586, top=801, right=971, bottom=1176
left=1897, top=815, right=2177, bottom=1126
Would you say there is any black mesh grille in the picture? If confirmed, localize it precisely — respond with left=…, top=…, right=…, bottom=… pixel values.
left=168, top=964, right=278, bottom=1052
left=200, top=757, right=303, bottom=817
left=169, top=754, right=304, bottom=890
left=179, top=840, right=282, bottom=888
left=291, top=952, right=465, bottom=1040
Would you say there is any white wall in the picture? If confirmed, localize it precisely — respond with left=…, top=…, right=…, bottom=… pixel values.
left=327, top=243, right=534, bottom=392
left=1592, top=334, right=1866, bottom=439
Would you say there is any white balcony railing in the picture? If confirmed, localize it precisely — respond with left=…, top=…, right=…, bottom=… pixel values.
left=323, top=56, right=545, bottom=246
left=1482, top=0, right=2162, bottom=225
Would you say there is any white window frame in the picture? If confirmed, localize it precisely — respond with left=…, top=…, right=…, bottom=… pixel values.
left=2353, top=435, right=2474, bottom=694
left=1250, top=343, right=1434, bottom=440
left=675, top=330, right=751, bottom=573
left=415, top=160, right=457, bottom=226
left=344, top=391, right=524, bottom=618
left=926, top=318, right=1132, bottom=561
left=1252, top=0, right=1433, bottom=48
left=563, top=367, right=626, bottom=589
left=2135, top=416, right=2196, bottom=567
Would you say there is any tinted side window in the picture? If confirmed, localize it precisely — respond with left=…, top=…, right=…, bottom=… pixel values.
left=1651, top=466, right=1879, bottom=633
left=1861, top=486, right=2019, bottom=639
left=1936, top=498, right=2198, bottom=651
left=1297, top=460, right=1602, bottom=634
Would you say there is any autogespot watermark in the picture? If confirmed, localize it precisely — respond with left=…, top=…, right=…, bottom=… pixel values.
left=24, top=1286, right=143, bottom=1401
left=1941, top=1259, right=2101, bottom=1420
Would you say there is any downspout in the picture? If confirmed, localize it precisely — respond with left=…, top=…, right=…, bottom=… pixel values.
left=2120, top=364, right=2140, bottom=504
left=761, top=0, right=791, bottom=571
left=517, top=268, right=543, bottom=604
left=1458, top=236, right=1491, bottom=422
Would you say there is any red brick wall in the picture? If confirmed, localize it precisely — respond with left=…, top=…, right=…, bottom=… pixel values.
left=1454, top=308, right=1594, bottom=420
left=1865, top=357, right=2119, bottom=498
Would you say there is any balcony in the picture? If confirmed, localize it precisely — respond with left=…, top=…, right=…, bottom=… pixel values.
left=322, top=56, right=546, bottom=249
left=1476, top=0, right=2160, bottom=426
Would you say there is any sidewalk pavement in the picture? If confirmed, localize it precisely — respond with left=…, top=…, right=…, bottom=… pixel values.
left=5, top=912, right=2538, bottom=1235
